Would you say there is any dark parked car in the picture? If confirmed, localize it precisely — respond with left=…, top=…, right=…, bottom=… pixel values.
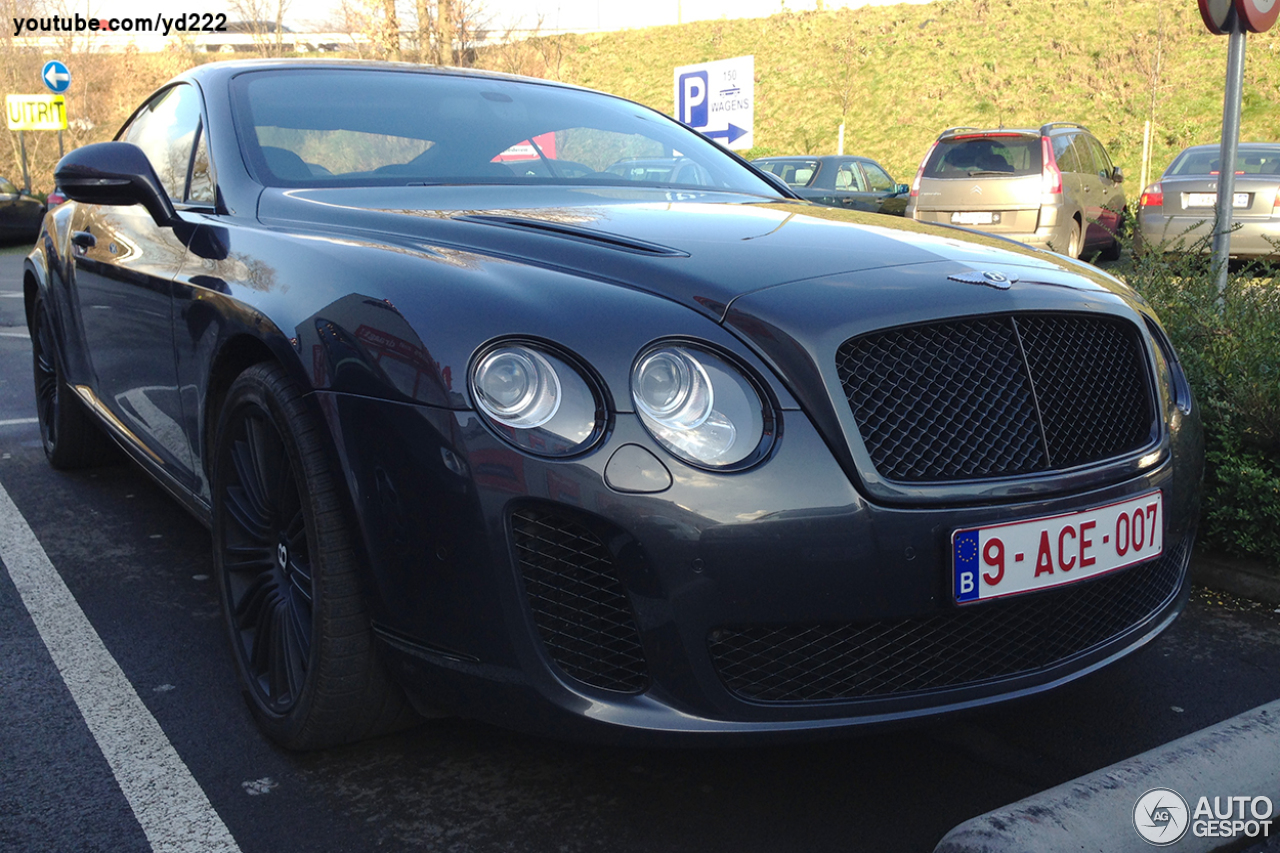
left=26, top=61, right=1202, bottom=749
left=1, top=176, right=45, bottom=242
left=1135, top=142, right=1280, bottom=259
left=752, top=155, right=910, bottom=215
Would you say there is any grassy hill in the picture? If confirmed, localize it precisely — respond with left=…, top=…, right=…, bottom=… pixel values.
left=499, top=0, right=1280, bottom=188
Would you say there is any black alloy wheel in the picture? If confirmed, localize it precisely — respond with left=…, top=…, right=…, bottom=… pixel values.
left=212, top=363, right=415, bottom=749
left=219, top=406, right=314, bottom=715
left=30, top=296, right=115, bottom=469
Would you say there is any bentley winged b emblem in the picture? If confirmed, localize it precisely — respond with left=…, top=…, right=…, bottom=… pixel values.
left=948, top=270, right=1018, bottom=290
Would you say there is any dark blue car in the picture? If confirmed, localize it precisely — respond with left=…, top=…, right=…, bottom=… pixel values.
left=752, top=155, right=911, bottom=215
left=26, top=60, right=1201, bottom=748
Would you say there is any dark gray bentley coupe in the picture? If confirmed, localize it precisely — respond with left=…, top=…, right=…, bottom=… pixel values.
left=24, top=60, right=1203, bottom=749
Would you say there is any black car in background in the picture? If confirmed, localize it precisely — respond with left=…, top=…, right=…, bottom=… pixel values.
left=752, top=155, right=910, bottom=215
left=26, top=60, right=1201, bottom=749
left=0, top=176, right=45, bottom=243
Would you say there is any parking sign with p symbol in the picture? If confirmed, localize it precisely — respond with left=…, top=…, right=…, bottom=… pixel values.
left=678, top=71, right=708, bottom=128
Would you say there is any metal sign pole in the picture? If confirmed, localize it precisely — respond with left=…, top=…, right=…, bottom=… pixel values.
left=1211, top=23, right=1247, bottom=296
left=19, top=130, right=31, bottom=193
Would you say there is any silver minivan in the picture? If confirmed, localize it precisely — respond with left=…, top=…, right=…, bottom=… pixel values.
left=905, top=123, right=1125, bottom=261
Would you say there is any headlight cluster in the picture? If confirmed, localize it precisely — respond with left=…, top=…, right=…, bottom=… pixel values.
left=470, top=343, right=604, bottom=457
left=630, top=344, right=770, bottom=468
left=469, top=339, right=775, bottom=469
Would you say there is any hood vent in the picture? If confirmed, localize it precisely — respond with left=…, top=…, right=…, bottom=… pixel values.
left=453, top=214, right=689, bottom=257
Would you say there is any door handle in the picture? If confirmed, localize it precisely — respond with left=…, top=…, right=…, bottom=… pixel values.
left=72, top=231, right=96, bottom=249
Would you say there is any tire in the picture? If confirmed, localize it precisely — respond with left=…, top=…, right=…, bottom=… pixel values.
left=1099, top=232, right=1122, bottom=262
left=211, top=362, right=415, bottom=749
left=1099, top=210, right=1126, bottom=262
left=1066, top=219, right=1082, bottom=259
left=30, top=296, right=117, bottom=469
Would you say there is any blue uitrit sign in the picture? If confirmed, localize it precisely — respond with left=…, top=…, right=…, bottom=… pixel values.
left=42, top=60, right=71, bottom=94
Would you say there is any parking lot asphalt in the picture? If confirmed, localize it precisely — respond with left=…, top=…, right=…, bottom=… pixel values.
left=2, top=242, right=1279, bottom=853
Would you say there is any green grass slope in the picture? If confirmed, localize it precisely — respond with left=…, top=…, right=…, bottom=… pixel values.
left=495, top=0, right=1280, bottom=186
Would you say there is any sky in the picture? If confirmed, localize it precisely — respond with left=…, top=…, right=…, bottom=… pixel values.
left=60, top=0, right=933, bottom=35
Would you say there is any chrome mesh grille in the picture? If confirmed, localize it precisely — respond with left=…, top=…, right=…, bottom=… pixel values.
left=836, top=314, right=1154, bottom=481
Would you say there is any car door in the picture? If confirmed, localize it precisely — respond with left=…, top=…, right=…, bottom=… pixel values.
left=1061, top=133, right=1101, bottom=246
left=858, top=160, right=907, bottom=215
left=66, top=83, right=201, bottom=487
left=1084, top=134, right=1124, bottom=246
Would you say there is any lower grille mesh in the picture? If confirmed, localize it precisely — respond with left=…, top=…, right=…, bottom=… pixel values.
left=709, top=535, right=1190, bottom=703
left=511, top=507, right=648, bottom=693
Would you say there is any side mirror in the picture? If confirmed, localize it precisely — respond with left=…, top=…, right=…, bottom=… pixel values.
left=1112, top=167, right=1124, bottom=183
left=55, top=142, right=177, bottom=226
left=895, top=183, right=911, bottom=195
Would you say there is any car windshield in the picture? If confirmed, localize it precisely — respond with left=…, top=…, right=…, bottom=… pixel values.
left=229, top=68, right=776, bottom=193
left=922, top=136, right=1040, bottom=178
left=1165, top=146, right=1280, bottom=177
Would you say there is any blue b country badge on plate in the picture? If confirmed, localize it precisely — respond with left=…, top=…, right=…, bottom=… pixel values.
left=954, top=529, right=980, bottom=602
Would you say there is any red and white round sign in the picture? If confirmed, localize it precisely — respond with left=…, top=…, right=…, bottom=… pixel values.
left=1200, top=0, right=1234, bottom=33
left=1236, top=0, right=1279, bottom=31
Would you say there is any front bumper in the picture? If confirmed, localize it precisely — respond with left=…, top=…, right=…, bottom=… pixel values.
left=317, top=388, right=1202, bottom=743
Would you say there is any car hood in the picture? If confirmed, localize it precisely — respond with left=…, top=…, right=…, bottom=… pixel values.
left=257, top=185, right=1131, bottom=320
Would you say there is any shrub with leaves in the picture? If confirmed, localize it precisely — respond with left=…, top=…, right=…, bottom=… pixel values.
left=1120, top=237, right=1280, bottom=566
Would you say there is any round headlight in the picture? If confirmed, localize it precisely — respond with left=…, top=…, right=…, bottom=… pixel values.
left=469, top=343, right=605, bottom=457
left=630, top=344, right=772, bottom=469
left=633, top=350, right=712, bottom=430
left=473, top=347, right=560, bottom=428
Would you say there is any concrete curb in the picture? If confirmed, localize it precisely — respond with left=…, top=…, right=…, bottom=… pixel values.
left=1191, top=552, right=1280, bottom=607
left=933, top=698, right=1280, bottom=853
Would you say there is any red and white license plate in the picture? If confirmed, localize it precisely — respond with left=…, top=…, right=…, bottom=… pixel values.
left=953, top=491, right=1163, bottom=604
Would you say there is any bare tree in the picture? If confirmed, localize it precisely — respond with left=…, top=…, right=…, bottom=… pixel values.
left=226, top=0, right=292, bottom=57
left=377, top=0, right=401, bottom=60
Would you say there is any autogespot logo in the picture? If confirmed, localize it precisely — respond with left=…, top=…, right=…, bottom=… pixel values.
left=1134, top=788, right=1190, bottom=846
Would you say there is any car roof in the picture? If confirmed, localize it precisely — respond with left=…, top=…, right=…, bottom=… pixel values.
left=175, top=58, right=595, bottom=95
left=753, top=155, right=874, bottom=163
left=1175, top=142, right=1280, bottom=153
left=936, top=123, right=1088, bottom=140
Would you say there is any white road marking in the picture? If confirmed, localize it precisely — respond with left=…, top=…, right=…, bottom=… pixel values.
left=0, top=417, right=38, bottom=426
left=0, top=291, right=25, bottom=298
left=0, top=330, right=30, bottom=338
left=0, top=481, right=242, bottom=853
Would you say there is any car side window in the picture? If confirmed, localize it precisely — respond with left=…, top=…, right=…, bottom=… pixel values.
left=119, top=83, right=204, bottom=203
left=1051, top=134, right=1077, bottom=173
left=860, top=163, right=894, bottom=192
left=1085, top=135, right=1113, bottom=179
left=835, top=164, right=861, bottom=191
left=188, top=126, right=216, bottom=204
left=1065, top=135, right=1094, bottom=176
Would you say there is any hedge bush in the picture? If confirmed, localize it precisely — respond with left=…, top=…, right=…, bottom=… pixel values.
left=1116, top=237, right=1280, bottom=565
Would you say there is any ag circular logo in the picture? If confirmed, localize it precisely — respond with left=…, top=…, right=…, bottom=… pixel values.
left=1134, top=788, right=1190, bottom=845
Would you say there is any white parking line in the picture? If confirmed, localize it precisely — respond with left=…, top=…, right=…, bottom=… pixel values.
left=0, top=481, right=242, bottom=853
left=0, top=330, right=30, bottom=338
left=0, top=418, right=38, bottom=426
